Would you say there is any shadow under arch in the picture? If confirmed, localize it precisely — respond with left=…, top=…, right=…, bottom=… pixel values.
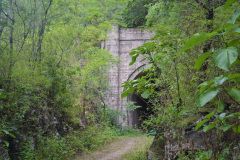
left=126, top=65, right=153, bottom=128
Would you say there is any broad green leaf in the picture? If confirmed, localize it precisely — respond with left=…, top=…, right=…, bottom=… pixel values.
left=8, top=133, right=16, bottom=138
left=129, top=55, right=138, bottom=66
left=129, top=51, right=137, bottom=56
left=194, top=51, right=212, bottom=70
left=213, top=75, right=228, bottom=85
left=228, top=10, right=240, bottom=24
left=233, top=112, right=240, bottom=116
left=199, top=154, right=210, bottom=159
left=214, top=114, right=221, bottom=120
left=1, top=130, right=16, bottom=138
left=2, top=130, right=9, bottom=134
left=227, top=39, right=240, bottom=47
left=220, top=124, right=232, bottom=131
left=132, top=83, right=139, bottom=87
left=183, top=32, right=217, bottom=51
left=215, top=113, right=226, bottom=121
left=232, top=27, right=240, bottom=33
left=228, top=88, right=240, bottom=101
left=121, top=82, right=129, bottom=88
left=213, top=47, right=238, bottom=71
left=205, top=110, right=216, bottom=119
left=140, top=57, right=147, bottom=62
left=203, top=123, right=216, bottom=132
left=141, top=91, right=150, bottom=99
left=196, top=88, right=220, bottom=107
left=225, top=114, right=235, bottom=119
left=220, top=113, right=227, bottom=119
left=3, top=140, right=9, bottom=147
left=204, top=150, right=213, bottom=158
left=217, top=101, right=225, bottom=113
left=198, top=80, right=214, bottom=94
left=224, top=0, right=236, bottom=9
left=195, top=119, right=210, bottom=131
left=233, top=125, right=240, bottom=133
left=228, top=74, right=240, bottom=80
left=121, top=87, right=136, bottom=98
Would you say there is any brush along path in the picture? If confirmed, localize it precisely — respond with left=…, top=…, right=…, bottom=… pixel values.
left=75, top=134, right=153, bottom=160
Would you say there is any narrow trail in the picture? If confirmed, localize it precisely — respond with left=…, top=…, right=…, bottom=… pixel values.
left=74, top=135, right=153, bottom=160
left=98, top=139, right=135, bottom=160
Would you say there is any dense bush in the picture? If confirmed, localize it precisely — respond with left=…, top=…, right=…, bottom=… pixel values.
left=122, top=0, right=240, bottom=159
left=18, top=125, right=119, bottom=160
left=0, top=0, right=123, bottom=159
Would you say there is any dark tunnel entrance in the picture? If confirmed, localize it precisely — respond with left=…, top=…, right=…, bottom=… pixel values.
left=128, top=93, right=152, bottom=128
left=127, top=71, right=153, bottom=129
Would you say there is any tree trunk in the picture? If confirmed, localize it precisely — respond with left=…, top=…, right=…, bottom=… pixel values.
left=36, top=0, right=53, bottom=63
left=7, top=0, right=15, bottom=86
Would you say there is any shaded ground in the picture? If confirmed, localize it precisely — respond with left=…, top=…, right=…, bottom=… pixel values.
left=74, top=135, right=153, bottom=160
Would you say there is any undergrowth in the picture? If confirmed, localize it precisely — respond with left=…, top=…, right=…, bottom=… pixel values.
left=19, top=125, right=116, bottom=160
left=18, top=124, right=142, bottom=160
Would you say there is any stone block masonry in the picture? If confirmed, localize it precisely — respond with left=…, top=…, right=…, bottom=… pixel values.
left=102, top=25, right=155, bottom=127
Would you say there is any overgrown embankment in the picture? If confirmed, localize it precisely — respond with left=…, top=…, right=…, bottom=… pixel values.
left=121, top=0, right=240, bottom=159
left=0, top=0, right=127, bottom=159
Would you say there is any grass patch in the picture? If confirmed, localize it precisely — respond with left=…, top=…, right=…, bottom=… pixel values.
left=120, top=135, right=154, bottom=160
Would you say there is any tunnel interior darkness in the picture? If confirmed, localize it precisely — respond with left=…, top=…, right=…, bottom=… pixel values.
left=127, top=71, right=153, bottom=128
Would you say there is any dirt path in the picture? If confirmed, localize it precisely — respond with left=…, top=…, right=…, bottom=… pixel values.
left=98, top=138, right=135, bottom=160
left=74, top=135, right=153, bottom=160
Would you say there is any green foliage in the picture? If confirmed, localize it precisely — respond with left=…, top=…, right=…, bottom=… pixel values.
left=19, top=125, right=119, bottom=160
left=183, top=32, right=218, bottom=51
left=145, top=128, right=156, bottom=136
left=195, top=150, right=213, bottom=160
left=228, top=9, right=240, bottom=24
left=123, top=101, right=141, bottom=111
left=0, top=89, right=6, bottom=99
left=228, top=88, right=240, bottom=101
left=224, top=0, right=236, bottom=9
left=121, top=0, right=240, bottom=159
left=0, top=0, right=239, bottom=159
left=189, top=6, right=240, bottom=136
left=213, top=47, right=238, bottom=71
left=121, top=0, right=157, bottom=27
left=104, top=108, right=125, bottom=128
left=194, top=51, right=212, bottom=70
left=195, top=119, right=210, bottom=131
left=0, top=0, right=124, bottom=158
left=217, top=100, right=225, bottom=113
left=196, top=88, right=220, bottom=107
left=195, top=110, right=238, bottom=133
left=141, top=91, right=151, bottom=99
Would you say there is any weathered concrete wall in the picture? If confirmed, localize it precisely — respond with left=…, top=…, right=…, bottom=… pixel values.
left=102, top=25, right=154, bottom=127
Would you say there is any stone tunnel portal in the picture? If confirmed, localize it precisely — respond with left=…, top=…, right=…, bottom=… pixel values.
left=103, top=25, right=155, bottom=127
left=127, top=72, right=153, bottom=129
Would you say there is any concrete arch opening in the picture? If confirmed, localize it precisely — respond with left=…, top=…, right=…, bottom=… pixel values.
left=127, top=71, right=153, bottom=128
